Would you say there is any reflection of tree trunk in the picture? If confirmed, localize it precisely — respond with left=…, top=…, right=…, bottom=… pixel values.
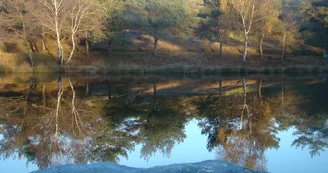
left=153, top=80, right=157, bottom=110
left=219, top=79, right=223, bottom=98
left=242, top=78, right=251, bottom=133
left=69, top=79, right=86, bottom=135
left=108, top=39, right=112, bottom=57
left=241, top=78, right=246, bottom=128
left=24, top=80, right=33, bottom=116
left=258, top=79, right=263, bottom=106
left=325, top=31, right=328, bottom=53
left=153, top=81, right=157, bottom=98
left=85, top=81, right=89, bottom=97
left=42, top=83, right=46, bottom=109
left=153, top=36, right=159, bottom=56
left=281, top=77, right=285, bottom=114
left=108, top=80, right=112, bottom=101
left=55, top=77, right=63, bottom=140
left=69, top=79, right=76, bottom=113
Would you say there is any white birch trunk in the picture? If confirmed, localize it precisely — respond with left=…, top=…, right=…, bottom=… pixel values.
left=54, top=0, right=63, bottom=65
left=240, top=4, right=255, bottom=63
left=243, top=33, right=248, bottom=62
left=66, top=32, right=76, bottom=64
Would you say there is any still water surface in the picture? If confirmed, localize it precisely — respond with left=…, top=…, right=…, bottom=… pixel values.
left=0, top=74, right=328, bottom=173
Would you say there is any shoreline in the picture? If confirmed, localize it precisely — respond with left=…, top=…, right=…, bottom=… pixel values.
left=1, top=64, right=327, bottom=75
left=1, top=52, right=328, bottom=75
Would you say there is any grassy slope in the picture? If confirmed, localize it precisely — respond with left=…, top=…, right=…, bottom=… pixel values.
left=0, top=31, right=327, bottom=74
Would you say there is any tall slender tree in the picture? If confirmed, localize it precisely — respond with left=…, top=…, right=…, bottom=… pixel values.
left=254, top=0, right=282, bottom=58
left=228, top=0, right=257, bottom=62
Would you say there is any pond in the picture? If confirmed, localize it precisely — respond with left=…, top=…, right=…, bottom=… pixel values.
left=0, top=74, right=328, bottom=173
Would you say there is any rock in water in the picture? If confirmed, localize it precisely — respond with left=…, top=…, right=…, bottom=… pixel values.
left=31, top=160, right=266, bottom=173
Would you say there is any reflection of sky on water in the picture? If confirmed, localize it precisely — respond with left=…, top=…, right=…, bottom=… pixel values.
left=1, top=121, right=328, bottom=173
left=0, top=134, right=38, bottom=173
left=266, top=127, right=328, bottom=173
left=118, top=119, right=215, bottom=168
left=0, top=156, right=37, bottom=173
left=118, top=120, right=328, bottom=173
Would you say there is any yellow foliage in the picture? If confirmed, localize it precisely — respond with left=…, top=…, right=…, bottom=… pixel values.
left=220, top=0, right=228, bottom=12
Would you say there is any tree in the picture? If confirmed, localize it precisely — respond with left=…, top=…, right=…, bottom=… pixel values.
left=35, top=0, right=68, bottom=65
left=227, top=0, right=257, bottom=62
left=65, top=0, right=97, bottom=64
left=197, top=0, right=237, bottom=57
left=276, top=13, right=299, bottom=63
left=195, top=79, right=280, bottom=171
left=35, top=0, right=97, bottom=65
left=254, top=0, right=282, bottom=58
left=0, top=0, right=35, bottom=66
left=300, top=0, right=328, bottom=52
left=130, top=0, right=191, bottom=56
left=99, top=0, right=127, bottom=57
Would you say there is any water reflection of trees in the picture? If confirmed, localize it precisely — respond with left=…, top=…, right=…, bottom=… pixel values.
left=193, top=77, right=328, bottom=171
left=0, top=78, right=99, bottom=168
left=103, top=81, right=191, bottom=160
left=0, top=78, right=193, bottom=168
left=0, top=77, right=328, bottom=170
left=194, top=78, right=280, bottom=171
left=288, top=80, right=328, bottom=157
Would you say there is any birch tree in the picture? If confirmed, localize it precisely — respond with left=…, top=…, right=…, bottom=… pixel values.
left=228, top=0, right=257, bottom=62
left=36, top=0, right=68, bottom=65
left=66, top=0, right=96, bottom=64
left=36, top=0, right=97, bottom=65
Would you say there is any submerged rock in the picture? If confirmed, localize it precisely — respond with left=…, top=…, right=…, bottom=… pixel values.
left=32, top=160, right=266, bottom=173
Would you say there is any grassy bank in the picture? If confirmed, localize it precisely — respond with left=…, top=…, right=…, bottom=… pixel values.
left=103, top=65, right=328, bottom=75
left=4, top=64, right=326, bottom=76
left=1, top=50, right=328, bottom=75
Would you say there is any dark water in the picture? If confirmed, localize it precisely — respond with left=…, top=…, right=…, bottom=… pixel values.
left=0, top=74, right=328, bottom=173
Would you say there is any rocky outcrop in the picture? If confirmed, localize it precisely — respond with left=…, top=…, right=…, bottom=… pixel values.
left=32, top=160, right=266, bottom=173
